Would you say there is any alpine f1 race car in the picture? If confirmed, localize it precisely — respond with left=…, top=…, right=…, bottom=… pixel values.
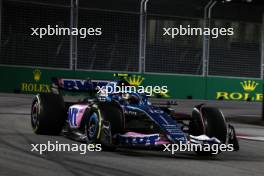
left=31, top=75, right=239, bottom=155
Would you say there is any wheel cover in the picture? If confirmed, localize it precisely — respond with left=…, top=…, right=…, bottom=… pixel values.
left=31, top=102, right=39, bottom=129
left=87, top=112, right=99, bottom=140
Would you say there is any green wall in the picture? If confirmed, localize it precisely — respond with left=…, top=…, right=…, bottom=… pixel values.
left=0, top=66, right=262, bottom=101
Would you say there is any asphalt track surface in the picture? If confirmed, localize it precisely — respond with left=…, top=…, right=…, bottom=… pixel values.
left=0, top=93, right=264, bottom=176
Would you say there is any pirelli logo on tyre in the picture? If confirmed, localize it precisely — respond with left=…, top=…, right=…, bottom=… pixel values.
left=216, top=80, right=262, bottom=101
left=20, top=69, right=51, bottom=93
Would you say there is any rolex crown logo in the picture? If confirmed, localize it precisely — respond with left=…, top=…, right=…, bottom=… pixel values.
left=240, top=80, right=258, bottom=92
left=124, top=75, right=144, bottom=86
left=33, top=69, right=41, bottom=82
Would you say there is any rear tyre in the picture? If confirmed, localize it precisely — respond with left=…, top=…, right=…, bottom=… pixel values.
left=31, top=93, right=66, bottom=135
left=190, top=106, right=227, bottom=155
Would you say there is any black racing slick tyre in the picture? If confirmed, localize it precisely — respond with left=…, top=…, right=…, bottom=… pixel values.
left=190, top=106, right=227, bottom=155
left=31, top=93, right=66, bottom=135
left=83, top=102, right=123, bottom=151
left=99, top=101, right=123, bottom=136
left=84, top=107, right=102, bottom=144
left=200, top=107, right=227, bottom=143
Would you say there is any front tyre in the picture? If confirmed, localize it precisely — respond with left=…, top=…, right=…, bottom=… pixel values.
left=84, top=102, right=123, bottom=151
left=190, top=106, right=227, bottom=155
left=84, top=109, right=101, bottom=144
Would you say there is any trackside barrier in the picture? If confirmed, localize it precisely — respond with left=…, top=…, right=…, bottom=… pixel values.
left=0, top=66, right=262, bottom=101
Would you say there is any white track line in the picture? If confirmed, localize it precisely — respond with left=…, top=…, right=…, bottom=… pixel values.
left=237, top=135, right=264, bottom=142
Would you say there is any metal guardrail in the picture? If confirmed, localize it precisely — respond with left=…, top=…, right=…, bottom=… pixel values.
left=0, top=0, right=263, bottom=79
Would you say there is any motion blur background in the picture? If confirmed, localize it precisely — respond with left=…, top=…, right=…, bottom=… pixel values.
left=0, top=0, right=263, bottom=101
left=0, top=0, right=263, bottom=75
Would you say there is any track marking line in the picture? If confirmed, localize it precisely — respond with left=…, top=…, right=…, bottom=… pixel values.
left=237, top=135, right=264, bottom=142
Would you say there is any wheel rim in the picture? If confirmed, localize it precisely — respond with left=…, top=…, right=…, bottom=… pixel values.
left=31, top=101, right=39, bottom=129
left=87, top=112, right=99, bottom=140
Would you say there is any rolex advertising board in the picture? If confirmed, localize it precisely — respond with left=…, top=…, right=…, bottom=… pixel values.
left=206, top=77, right=262, bottom=102
left=0, top=66, right=262, bottom=101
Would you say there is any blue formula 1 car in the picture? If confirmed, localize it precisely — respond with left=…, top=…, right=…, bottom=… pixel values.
left=31, top=76, right=239, bottom=155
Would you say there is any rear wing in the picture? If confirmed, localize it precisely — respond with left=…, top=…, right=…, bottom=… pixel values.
left=51, top=73, right=132, bottom=93
left=51, top=78, right=110, bottom=94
